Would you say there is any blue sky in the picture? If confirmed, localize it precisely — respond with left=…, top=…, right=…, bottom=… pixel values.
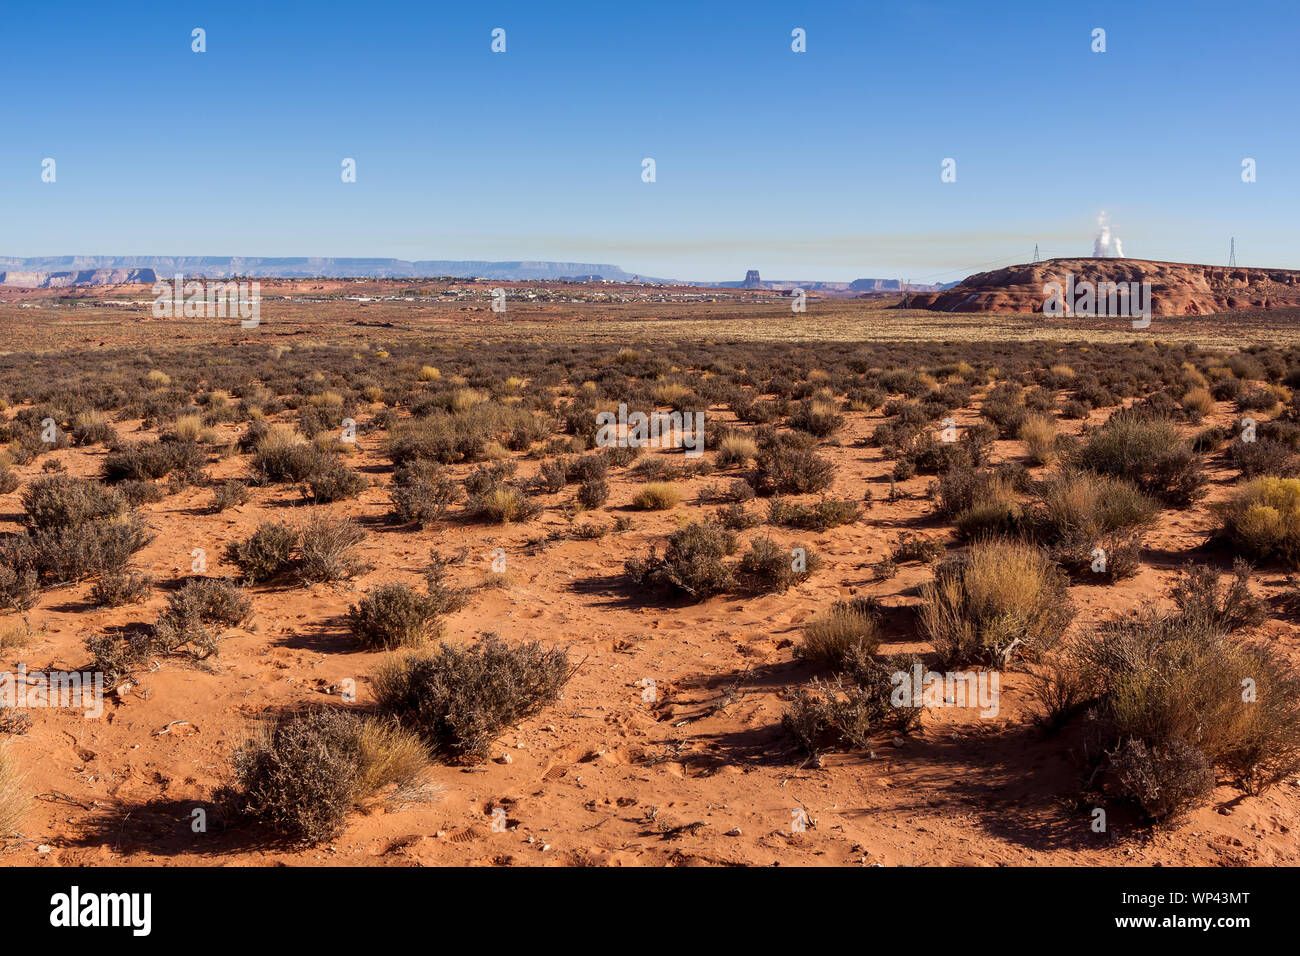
left=1, top=0, right=1295, bottom=282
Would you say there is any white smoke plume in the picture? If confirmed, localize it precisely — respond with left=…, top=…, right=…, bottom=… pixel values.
left=1093, top=211, right=1125, bottom=258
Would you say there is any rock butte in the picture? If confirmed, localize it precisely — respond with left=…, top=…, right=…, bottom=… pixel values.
left=903, top=258, right=1300, bottom=317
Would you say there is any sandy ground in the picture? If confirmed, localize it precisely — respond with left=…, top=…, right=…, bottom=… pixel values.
left=2, top=381, right=1297, bottom=868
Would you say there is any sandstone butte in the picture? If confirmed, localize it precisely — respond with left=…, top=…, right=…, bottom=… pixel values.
left=902, top=258, right=1300, bottom=316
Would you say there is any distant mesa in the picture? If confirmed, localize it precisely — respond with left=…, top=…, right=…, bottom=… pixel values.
left=726, top=270, right=948, bottom=294
left=0, top=268, right=158, bottom=289
left=902, top=258, right=1300, bottom=316
left=0, top=257, right=671, bottom=287
left=851, top=278, right=913, bottom=292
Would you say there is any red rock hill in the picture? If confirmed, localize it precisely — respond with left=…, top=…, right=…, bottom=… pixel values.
left=902, top=258, right=1300, bottom=316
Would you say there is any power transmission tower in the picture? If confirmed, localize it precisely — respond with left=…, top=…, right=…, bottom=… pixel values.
left=1229, top=238, right=1237, bottom=268
left=1032, top=243, right=1040, bottom=263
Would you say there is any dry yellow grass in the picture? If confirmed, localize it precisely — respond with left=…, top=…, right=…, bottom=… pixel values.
left=354, top=718, right=429, bottom=798
left=652, top=382, right=690, bottom=405
left=717, top=434, right=758, bottom=467
left=801, top=601, right=881, bottom=666
left=0, top=744, right=27, bottom=836
left=448, top=388, right=487, bottom=413
left=174, top=413, right=204, bottom=442
left=633, top=482, right=682, bottom=510
left=1182, top=386, right=1216, bottom=416
left=1018, top=414, right=1058, bottom=466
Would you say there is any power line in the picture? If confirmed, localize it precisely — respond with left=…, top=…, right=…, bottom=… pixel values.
left=910, top=252, right=1030, bottom=285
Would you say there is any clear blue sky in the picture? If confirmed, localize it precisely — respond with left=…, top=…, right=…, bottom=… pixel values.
left=2, top=0, right=1294, bottom=282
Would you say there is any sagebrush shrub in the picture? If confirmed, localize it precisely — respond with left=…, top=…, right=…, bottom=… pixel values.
left=577, top=476, right=609, bottom=509
left=1072, top=410, right=1205, bottom=506
left=767, top=496, right=859, bottom=531
left=226, top=521, right=299, bottom=583
left=90, top=571, right=153, bottom=608
left=735, top=536, right=821, bottom=592
left=233, top=709, right=426, bottom=844
left=4, top=515, right=151, bottom=584
left=348, top=582, right=446, bottom=649
left=782, top=649, right=923, bottom=756
left=103, top=440, right=205, bottom=483
left=390, top=460, right=458, bottom=527
left=625, top=520, right=738, bottom=599
left=211, top=479, right=249, bottom=513
left=299, top=515, right=367, bottom=583
left=21, top=475, right=125, bottom=531
left=1228, top=439, right=1299, bottom=479
left=374, top=635, right=572, bottom=761
left=1170, top=559, right=1266, bottom=634
left=1110, top=737, right=1216, bottom=823
left=752, top=437, right=835, bottom=496
left=0, top=565, right=39, bottom=612
left=152, top=577, right=251, bottom=659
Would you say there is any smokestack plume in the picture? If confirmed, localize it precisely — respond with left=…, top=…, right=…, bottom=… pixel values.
left=1092, top=211, right=1124, bottom=258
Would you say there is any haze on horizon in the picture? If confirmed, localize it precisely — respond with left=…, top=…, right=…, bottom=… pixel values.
left=1, top=0, right=1295, bottom=283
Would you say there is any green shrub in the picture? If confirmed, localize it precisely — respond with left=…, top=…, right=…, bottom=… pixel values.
left=1214, top=477, right=1300, bottom=566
